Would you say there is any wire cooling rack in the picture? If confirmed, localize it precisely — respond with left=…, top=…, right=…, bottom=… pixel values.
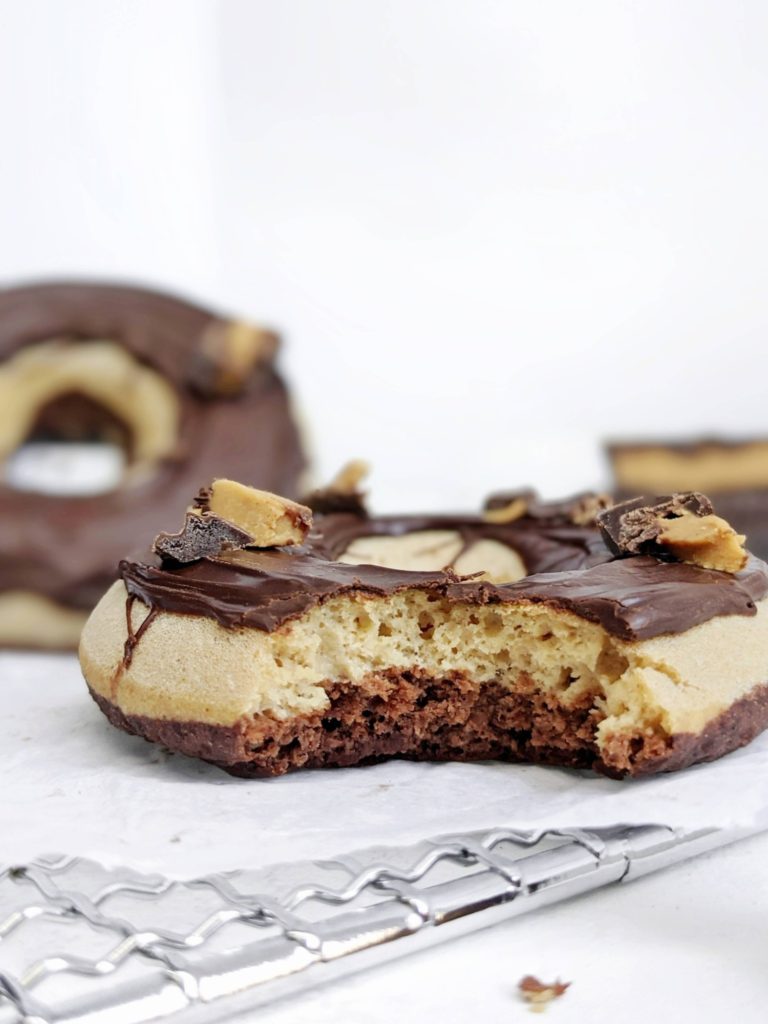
left=0, top=824, right=752, bottom=1024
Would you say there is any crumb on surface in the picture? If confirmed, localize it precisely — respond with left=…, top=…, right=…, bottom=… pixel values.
left=518, top=975, right=571, bottom=1012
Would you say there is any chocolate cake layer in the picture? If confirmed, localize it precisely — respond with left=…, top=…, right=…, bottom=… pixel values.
left=87, top=673, right=768, bottom=779
left=0, top=283, right=306, bottom=611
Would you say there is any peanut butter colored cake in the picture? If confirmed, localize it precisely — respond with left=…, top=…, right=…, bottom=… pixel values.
left=79, top=474, right=768, bottom=778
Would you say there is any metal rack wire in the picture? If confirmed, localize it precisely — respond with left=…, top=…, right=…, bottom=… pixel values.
left=0, top=823, right=746, bottom=1023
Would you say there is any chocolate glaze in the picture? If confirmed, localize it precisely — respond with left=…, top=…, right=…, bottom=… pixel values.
left=120, top=510, right=768, bottom=642
left=0, top=282, right=307, bottom=612
left=311, top=512, right=611, bottom=570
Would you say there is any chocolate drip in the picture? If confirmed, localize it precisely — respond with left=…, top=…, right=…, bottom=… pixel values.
left=122, top=595, right=159, bottom=670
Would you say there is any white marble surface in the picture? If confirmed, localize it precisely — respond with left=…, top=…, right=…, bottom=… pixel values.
left=3, top=650, right=768, bottom=1021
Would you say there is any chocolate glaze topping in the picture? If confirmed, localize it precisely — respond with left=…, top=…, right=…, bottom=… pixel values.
left=119, top=509, right=768, bottom=642
left=0, top=282, right=307, bottom=610
left=312, top=512, right=611, bottom=570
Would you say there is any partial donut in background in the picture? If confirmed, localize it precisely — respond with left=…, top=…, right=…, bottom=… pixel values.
left=0, top=281, right=307, bottom=649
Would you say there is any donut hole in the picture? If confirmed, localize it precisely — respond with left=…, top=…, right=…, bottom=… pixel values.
left=29, top=390, right=134, bottom=453
left=0, top=339, right=182, bottom=496
left=6, top=392, right=130, bottom=496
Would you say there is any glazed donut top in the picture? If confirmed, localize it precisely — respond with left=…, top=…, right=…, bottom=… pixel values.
left=119, top=493, right=768, bottom=643
left=0, top=282, right=306, bottom=608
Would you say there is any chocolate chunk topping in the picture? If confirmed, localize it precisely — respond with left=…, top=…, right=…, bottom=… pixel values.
left=153, top=513, right=253, bottom=565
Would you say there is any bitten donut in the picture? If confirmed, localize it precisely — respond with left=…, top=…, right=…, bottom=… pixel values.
left=80, top=478, right=768, bottom=778
left=0, top=282, right=307, bottom=648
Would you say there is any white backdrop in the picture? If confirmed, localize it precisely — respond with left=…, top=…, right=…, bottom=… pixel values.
left=1, top=0, right=767, bottom=508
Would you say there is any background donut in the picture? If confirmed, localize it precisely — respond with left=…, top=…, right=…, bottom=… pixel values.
left=0, top=281, right=307, bottom=648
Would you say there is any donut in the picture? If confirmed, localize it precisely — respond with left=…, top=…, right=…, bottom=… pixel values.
left=0, top=283, right=306, bottom=649
left=79, top=478, right=768, bottom=777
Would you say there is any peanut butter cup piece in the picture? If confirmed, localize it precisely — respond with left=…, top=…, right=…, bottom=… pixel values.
left=190, top=320, right=280, bottom=397
left=485, top=489, right=612, bottom=527
left=483, top=495, right=531, bottom=524
left=518, top=975, right=571, bottom=1009
left=597, top=492, right=747, bottom=573
left=195, top=478, right=313, bottom=548
left=305, top=460, right=371, bottom=516
left=155, top=480, right=314, bottom=564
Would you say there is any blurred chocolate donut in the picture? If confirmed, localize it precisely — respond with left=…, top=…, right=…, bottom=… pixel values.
left=0, top=282, right=307, bottom=648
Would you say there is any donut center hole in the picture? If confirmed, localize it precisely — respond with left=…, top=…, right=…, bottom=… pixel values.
left=6, top=391, right=129, bottom=496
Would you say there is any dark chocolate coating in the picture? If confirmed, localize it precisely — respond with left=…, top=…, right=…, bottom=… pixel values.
left=0, top=282, right=307, bottom=611
left=120, top=510, right=768, bottom=642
